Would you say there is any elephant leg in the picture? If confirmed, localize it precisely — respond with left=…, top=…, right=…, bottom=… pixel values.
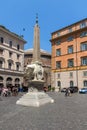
left=34, top=72, right=37, bottom=80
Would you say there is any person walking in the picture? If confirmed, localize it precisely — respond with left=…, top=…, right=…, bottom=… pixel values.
left=65, top=88, right=71, bottom=97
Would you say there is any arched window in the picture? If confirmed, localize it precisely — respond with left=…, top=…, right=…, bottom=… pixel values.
left=83, top=80, right=87, bottom=87
left=6, top=77, right=13, bottom=87
left=6, top=77, right=12, bottom=83
left=6, top=77, right=12, bottom=81
left=15, top=78, right=20, bottom=87
left=0, top=76, right=3, bottom=87
left=70, top=81, right=74, bottom=87
left=0, top=76, right=3, bottom=82
left=15, top=78, right=20, bottom=82
left=0, top=76, right=3, bottom=80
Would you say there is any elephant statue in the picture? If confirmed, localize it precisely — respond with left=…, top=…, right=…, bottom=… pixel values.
left=26, top=62, right=44, bottom=81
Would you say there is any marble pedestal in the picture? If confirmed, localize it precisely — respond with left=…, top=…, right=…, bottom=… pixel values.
left=16, top=92, right=54, bottom=107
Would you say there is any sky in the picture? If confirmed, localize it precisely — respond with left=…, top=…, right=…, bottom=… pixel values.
left=0, top=0, right=87, bottom=52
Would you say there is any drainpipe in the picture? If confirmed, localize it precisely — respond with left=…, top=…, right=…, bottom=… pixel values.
left=75, top=25, right=78, bottom=87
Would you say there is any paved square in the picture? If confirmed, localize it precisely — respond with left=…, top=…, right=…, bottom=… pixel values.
left=0, top=92, right=87, bottom=130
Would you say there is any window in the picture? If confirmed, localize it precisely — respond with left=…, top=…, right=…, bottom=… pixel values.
left=70, top=81, right=74, bottom=87
left=56, top=40, right=61, bottom=45
left=17, top=54, right=20, bottom=59
left=80, top=22, right=86, bottom=29
left=57, top=32, right=60, bottom=36
left=16, top=62, right=20, bottom=71
left=67, top=36, right=74, bottom=42
left=8, top=63, right=12, bottom=70
left=6, top=77, right=12, bottom=86
left=56, top=49, right=61, bottom=56
left=9, top=52, right=12, bottom=58
left=57, top=81, right=61, bottom=87
left=81, top=42, right=87, bottom=51
left=81, top=57, right=87, bottom=65
left=56, top=61, right=61, bottom=69
left=68, top=28, right=72, bottom=33
left=0, top=61, right=2, bottom=68
left=16, top=64, right=19, bottom=71
left=70, top=72, right=73, bottom=78
left=68, top=46, right=73, bottom=54
left=68, top=59, right=74, bottom=67
left=80, top=32, right=87, bottom=37
left=83, top=80, right=87, bottom=87
left=83, top=71, right=87, bottom=77
left=0, top=49, right=3, bottom=55
left=17, top=44, right=20, bottom=50
left=0, top=76, right=3, bottom=83
left=58, top=73, right=60, bottom=78
left=0, top=37, right=4, bottom=43
left=9, top=41, right=12, bottom=47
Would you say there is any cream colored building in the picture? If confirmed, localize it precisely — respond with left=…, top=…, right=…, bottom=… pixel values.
left=0, top=25, right=26, bottom=89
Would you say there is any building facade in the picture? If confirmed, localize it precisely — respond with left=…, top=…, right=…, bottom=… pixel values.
left=0, top=25, right=26, bottom=89
left=24, top=48, right=51, bottom=87
left=50, top=18, right=87, bottom=91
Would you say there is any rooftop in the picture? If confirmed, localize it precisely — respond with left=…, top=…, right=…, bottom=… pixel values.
left=51, top=18, right=87, bottom=34
left=0, top=25, right=26, bottom=43
left=24, top=48, right=51, bottom=56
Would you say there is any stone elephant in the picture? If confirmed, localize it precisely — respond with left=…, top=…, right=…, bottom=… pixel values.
left=26, top=62, right=44, bottom=81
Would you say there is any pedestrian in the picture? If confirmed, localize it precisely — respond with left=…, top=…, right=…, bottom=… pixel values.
left=68, top=88, right=71, bottom=96
left=65, top=88, right=70, bottom=97
left=0, top=87, right=2, bottom=96
left=2, top=87, right=8, bottom=97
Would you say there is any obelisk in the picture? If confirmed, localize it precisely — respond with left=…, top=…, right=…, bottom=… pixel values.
left=16, top=15, right=54, bottom=107
left=32, top=14, right=41, bottom=63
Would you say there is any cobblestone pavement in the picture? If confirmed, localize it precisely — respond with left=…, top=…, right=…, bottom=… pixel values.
left=0, top=92, right=87, bottom=130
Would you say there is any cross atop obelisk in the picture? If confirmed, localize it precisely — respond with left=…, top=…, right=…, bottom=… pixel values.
left=32, top=14, right=41, bottom=63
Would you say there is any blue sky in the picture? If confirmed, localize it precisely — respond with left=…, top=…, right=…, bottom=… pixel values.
left=0, top=0, right=87, bottom=52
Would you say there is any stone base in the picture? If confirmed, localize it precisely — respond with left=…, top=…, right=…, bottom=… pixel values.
left=16, top=92, right=54, bottom=107
left=55, top=88, right=59, bottom=92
